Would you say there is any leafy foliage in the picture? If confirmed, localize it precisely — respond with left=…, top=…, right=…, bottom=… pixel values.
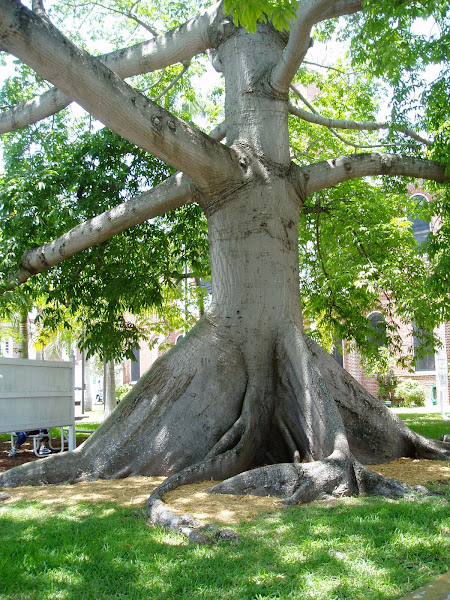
left=0, top=5, right=214, bottom=361
left=298, top=178, right=443, bottom=366
left=115, top=383, right=132, bottom=402
left=0, top=0, right=449, bottom=368
left=395, top=379, right=426, bottom=407
left=346, top=0, right=450, bottom=156
left=0, top=119, right=210, bottom=361
left=224, top=0, right=299, bottom=32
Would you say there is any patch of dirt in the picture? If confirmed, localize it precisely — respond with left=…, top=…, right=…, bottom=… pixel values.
left=163, top=481, right=283, bottom=523
left=0, top=436, right=87, bottom=472
left=369, top=457, right=450, bottom=486
left=0, top=437, right=448, bottom=525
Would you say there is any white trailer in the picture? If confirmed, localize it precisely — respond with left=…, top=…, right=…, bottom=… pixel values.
left=0, top=357, right=76, bottom=454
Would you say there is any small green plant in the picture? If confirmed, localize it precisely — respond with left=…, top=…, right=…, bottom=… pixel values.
left=395, top=379, right=426, bottom=407
left=377, top=372, right=399, bottom=404
left=115, top=383, right=132, bottom=403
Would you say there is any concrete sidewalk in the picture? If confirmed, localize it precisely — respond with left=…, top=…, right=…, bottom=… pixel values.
left=399, top=572, right=450, bottom=600
left=75, top=403, right=104, bottom=423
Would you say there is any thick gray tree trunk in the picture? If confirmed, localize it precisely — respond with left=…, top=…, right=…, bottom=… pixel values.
left=0, top=7, right=448, bottom=539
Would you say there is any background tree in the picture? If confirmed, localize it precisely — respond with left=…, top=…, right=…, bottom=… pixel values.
left=0, top=89, right=211, bottom=361
left=0, top=0, right=449, bottom=535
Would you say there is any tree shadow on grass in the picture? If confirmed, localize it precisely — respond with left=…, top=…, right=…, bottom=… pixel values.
left=0, top=486, right=448, bottom=600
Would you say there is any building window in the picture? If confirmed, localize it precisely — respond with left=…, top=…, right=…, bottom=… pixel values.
left=331, top=340, right=344, bottom=368
left=176, top=334, right=184, bottom=345
left=413, top=325, right=435, bottom=372
left=1, top=338, right=12, bottom=357
left=410, top=194, right=431, bottom=245
left=131, top=347, right=140, bottom=382
left=368, top=312, right=387, bottom=347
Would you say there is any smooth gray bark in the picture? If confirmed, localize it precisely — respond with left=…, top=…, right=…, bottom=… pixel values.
left=0, top=1, right=449, bottom=540
left=83, top=354, right=93, bottom=413
left=0, top=2, right=222, bottom=133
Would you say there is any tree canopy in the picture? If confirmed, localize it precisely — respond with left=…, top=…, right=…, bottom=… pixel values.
left=0, top=0, right=448, bottom=366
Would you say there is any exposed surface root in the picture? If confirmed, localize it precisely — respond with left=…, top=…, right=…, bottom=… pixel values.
left=302, top=334, right=450, bottom=464
left=0, top=318, right=249, bottom=488
left=0, top=316, right=447, bottom=547
left=146, top=381, right=269, bottom=543
left=209, top=454, right=432, bottom=507
left=146, top=448, right=247, bottom=543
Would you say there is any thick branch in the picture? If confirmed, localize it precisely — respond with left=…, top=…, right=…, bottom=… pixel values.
left=288, top=102, right=433, bottom=146
left=271, top=0, right=363, bottom=92
left=293, top=153, right=450, bottom=196
left=0, top=1, right=221, bottom=134
left=32, top=0, right=47, bottom=19
left=0, top=1, right=235, bottom=189
left=209, top=121, right=227, bottom=141
left=1, top=173, right=195, bottom=293
left=320, top=0, right=363, bottom=20
left=0, top=88, right=71, bottom=134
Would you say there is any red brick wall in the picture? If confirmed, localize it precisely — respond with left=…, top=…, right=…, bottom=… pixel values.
left=342, top=290, right=449, bottom=405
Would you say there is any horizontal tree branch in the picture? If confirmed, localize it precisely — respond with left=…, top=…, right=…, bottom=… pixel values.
left=0, top=87, right=71, bottom=135
left=0, top=1, right=222, bottom=134
left=0, top=0, right=236, bottom=189
left=293, top=153, right=450, bottom=197
left=209, top=121, right=227, bottom=141
left=288, top=102, right=432, bottom=146
left=320, top=0, right=363, bottom=20
left=1, top=172, right=195, bottom=293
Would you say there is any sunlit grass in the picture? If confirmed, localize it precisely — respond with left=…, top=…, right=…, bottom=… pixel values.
left=395, top=412, right=450, bottom=439
left=1, top=416, right=449, bottom=599
left=1, top=489, right=449, bottom=600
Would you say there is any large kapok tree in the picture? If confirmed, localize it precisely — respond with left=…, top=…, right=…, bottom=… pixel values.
left=0, top=0, right=449, bottom=533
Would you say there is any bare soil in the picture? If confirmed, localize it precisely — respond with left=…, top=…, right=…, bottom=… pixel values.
left=0, top=438, right=448, bottom=524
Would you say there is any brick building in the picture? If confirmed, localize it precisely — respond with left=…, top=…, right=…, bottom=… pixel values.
left=339, top=321, right=450, bottom=409
left=337, top=189, right=450, bottom=411
left=122, top=328, right=185, bottom=385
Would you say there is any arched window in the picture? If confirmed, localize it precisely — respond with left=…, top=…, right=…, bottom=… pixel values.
left=409, top=194, right=431, bottom=245
left=176, top=334, right=184, bottom=345
left=368, top=312, right=387, bottom=347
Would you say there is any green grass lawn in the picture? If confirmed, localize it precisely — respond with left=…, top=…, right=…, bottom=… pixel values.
left=394, top=411, right=450, bottom=440
left=0, top=415, right=449, bottom=600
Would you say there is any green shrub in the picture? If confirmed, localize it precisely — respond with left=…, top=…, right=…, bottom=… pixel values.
left=395, top=379, right=426, bottom=407
left=115, top=383, right=132, bottom=403
left=377, top=373, right=399, bottom=404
